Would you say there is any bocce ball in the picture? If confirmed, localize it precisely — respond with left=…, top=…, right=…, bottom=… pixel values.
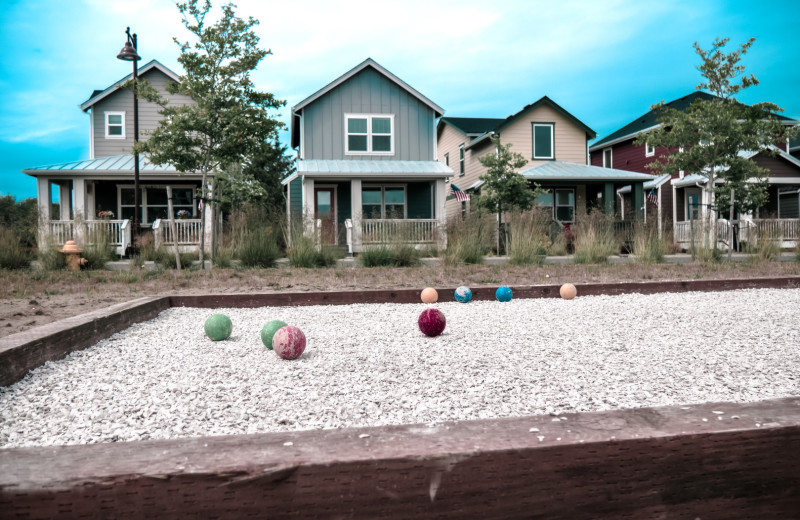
left=495, top=286, right=513, bottom=302
left=204, top=313, right=232, bottom=341
left=454, top=285, right=472, bottom=303
left=273, top=325, right=307, bottom=360
left=421, top=287, right=438, bottom=304
left=418, top=308, right=446, bottom=337
left=560, top=283, right=577, bottom=300
left=261, top=319, right=288, bottom=350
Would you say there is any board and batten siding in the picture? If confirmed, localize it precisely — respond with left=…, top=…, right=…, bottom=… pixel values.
left=301, top=67, right=435, bottom=161
left=499, top=104, right=588, bottom=168
left=91, top=69, right=194, bottom=158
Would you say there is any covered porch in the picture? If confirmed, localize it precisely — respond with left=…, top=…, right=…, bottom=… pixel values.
left=23, top=154, right=212, bottom=256
left=284, top=159, right=452, bottom=254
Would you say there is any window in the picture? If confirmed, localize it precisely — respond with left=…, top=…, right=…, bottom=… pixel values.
left=532, top=123, right=554, bottom=160
left=345, top=114, right=394, bottom=155
left=361, top=186, right=406, bottom=219
left=602, top=148, right=612, bottom=168
left=534, top=188, right=574, bottom=223
left=444, top=152, right=449, bottom=167
left=119, top=186, right=195, bottom=224
left=686, top=189, right=701, bottom=220
left=778, top=187, right=800, bottom=218
left=459, top=144, right=465, bottom=176
left=645, top=142, right=655, bottom=157
left=105, top=112, right=125, bottom=139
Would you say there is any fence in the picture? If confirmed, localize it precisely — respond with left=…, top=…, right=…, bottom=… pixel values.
left=152, top=219, right=202, bottom=252
left=46, top=219, right=131, bottom=256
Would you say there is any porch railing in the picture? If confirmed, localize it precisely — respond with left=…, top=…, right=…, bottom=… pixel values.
left=361, top=219, right=439, bottom=245
left=674, top=219, right=731, bottom=249
left=152, top=219, right=202, bottom=250
left=739, top=219, right=799, bottom=246
left=46, top=219, right=131, bottom=256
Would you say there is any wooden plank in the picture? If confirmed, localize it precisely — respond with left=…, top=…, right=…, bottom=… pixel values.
left=2, top=398, right=799, bottom=519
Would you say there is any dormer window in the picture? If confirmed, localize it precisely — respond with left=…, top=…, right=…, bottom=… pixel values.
left=345, top=114, right=394, bottom=155
left=532, top=123, right=554, bottom=160
left=105, top=111, right=125, bottom=139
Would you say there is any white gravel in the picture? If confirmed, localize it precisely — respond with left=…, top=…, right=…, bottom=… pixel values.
left=1, top=288, right=799, bottom=449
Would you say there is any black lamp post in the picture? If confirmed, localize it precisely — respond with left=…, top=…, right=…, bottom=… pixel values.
left=117, top=27, right=141, bottom=250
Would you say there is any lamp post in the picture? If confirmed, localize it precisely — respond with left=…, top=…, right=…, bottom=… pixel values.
left=117, top=27, right=141, bottom=251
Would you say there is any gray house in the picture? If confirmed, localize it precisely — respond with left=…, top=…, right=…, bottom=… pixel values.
left=23, top=60, right=210, bottom=255
left=283, top=58, right=452, bottom=253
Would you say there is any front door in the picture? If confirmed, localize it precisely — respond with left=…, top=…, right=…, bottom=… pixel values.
left=314, top=187, right=336, bottom=245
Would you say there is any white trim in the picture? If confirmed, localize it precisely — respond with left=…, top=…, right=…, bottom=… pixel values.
left=344, top=114, right=395, bottom=156
left=89, top=109, right=95, bottom=159
left=105, top=111, right=126, bottom=139
left=458, top=143, right=465, bottom=176
left=299, top=112, right=305, bottom=160
left=361, top=183, right=408, bottom=219
left=645, top=141, right=655, bottom=157
left=532, top=123, right=555, bottom=160
left=80, top=60, right=181, bottom=112
left=432, top=116, right=437, bottom=161
left=602, top=147, right=612, bottom=168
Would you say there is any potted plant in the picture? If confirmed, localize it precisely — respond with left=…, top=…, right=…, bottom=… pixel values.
left=176, top=210, right=191, bottom=220
left=97, top=210, right=114, bottom=220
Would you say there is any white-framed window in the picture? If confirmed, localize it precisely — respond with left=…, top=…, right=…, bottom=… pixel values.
left=118, top=185, right=196, bottom=224
left=458, top=144, right=465, bottom=176
left=645, top=142, right=655, bottom=157
left=532, top=123, right=555, bottom=160
left=685, top=188, right=701, bottom=221
left=778, top=187, right=800, bottom=219
left=444, top=152, right=449, bottom=167
left=361, top=185, right=406, bottom=219
left=105, top=111, right=125, bottom=139
left=602, top=148, right=612, bottom=168
left=345, top=114, right=394, bottom=155
left=535, top=188, right=575, bottom=223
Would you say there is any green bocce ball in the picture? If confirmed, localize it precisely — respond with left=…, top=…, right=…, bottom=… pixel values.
left=261, top=319, right=288, bottom=350
left=204, top=313, right=232, bottom=341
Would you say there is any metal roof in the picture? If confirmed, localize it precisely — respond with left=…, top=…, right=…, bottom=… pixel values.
left=297, top=159, right=452, bottom=176
left=590, top=91, right=797, bottom=151
left=80, top=60, right=181, bottom=112
left=518, top=161, right=657, bottom=182
left=439, top=117, right=506, bottom=136
left=671, top=173, right=710, bottom=188
left=22, top=154, right=200, bottom=177
left=617, top=173, right=672, bottom=194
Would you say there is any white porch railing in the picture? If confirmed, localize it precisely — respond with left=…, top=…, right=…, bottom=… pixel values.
left=46, top=219, right=131, bottom=256
left=674, top=219, right=732, bottom=250
left=152, top=219, right=202, bottom=252
left=740, top=219, right=799, bottom=248
left=361, top=219, right=439, bottom=245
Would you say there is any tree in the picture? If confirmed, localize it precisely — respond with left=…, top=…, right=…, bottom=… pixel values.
left=140, top=0, right=286, bottom=267
left=476, top=135, right=542, bottom=253
left=636, top=37, right=797, bottom=254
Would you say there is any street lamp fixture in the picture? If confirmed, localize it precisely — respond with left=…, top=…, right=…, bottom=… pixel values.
left=117, top=27, right=141, bottom=252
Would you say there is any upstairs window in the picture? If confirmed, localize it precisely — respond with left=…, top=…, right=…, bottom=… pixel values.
left=602, top=148, right=612, bottom=168
left=444, top=152, right=449, bottom=166
left=346, top=114, right=394, bottom=155
left=532, top=123, right=554, bottom=160
left=645, top=142, right=655, bottom=157
left=105, top=112, right=125, bottom=139
left=459, top=144, right=465, bottom=176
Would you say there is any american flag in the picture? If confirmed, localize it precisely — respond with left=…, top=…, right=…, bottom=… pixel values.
left=449, top=184, right=470, bottom=202
left=647, top=188, right=658, bottom=206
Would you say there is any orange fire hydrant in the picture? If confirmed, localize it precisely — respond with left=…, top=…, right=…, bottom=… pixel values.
left=59, top=240, right=88, bottom=271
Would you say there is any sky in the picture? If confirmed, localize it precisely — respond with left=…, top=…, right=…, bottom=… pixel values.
left=1, top=0, right=799, bottom=199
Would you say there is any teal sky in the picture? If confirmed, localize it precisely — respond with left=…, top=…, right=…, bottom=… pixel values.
left=1, top=0, right=799, bottom=199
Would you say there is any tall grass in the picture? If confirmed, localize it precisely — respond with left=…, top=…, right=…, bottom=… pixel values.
left=238, top=230, right=281, bottom=268
left=359, top=242, right=421, bottom=267
left=743, top=226, right=781, bottom=263
left=0, top=225, right=32, bottom=270
left=443, top=212, right=493, bottom=266
left=224, top=204, right=284, bottom=268
left=82, top=227, right=115, bottom=270
left=506, top=208, right=550, bottom=266
left=572, top=212, right=617, bottom=264
left=632, top=221, right=668, bottom=264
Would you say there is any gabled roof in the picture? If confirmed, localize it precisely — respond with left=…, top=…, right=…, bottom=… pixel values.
left=462, top=96, right=595, bottom=150
left=79, top=60, right=181, bottom=112
left=292, top=58, right=444, bottom=116
left=518, top=161, right=656, bottom=182
left=590, top=91, right=797, bottom=151
left=22, top=154, right=202, bottom=177
left=617, top=173, right=672, bottom=194
left=439, top=117, right=506, bottom=136
left=740, top=144, right=800, bottom=169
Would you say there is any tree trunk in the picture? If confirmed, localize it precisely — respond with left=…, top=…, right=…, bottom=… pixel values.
left=166, top=186, right=182, bottom=271
left=727, top=187, right=734, bottom=261
left=198, top=172, right=207, bottom=269
left=496, top=202, right=502, bottom=256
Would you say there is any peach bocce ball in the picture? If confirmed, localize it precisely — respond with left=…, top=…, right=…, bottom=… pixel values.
left=560, top=283, right=577, bottom=300
left=421, top=287, right=438, bottom=304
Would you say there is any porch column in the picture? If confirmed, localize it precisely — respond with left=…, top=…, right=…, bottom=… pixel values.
left=603, top=182, right=615, bottom=216
left=59, top=182, right=71, bottom=221
left=350, top=178, right=362, bottom=252
left=203, top=180, right=214, bottom=254
left=632, top=182, right=644, bottom=220
left=36, top=178, right=50, bottom=249
left=73, top=178, right=87, bottom=245
left=435, top=178, right=447, bottom=250
left=302, top=176, right=315, bottom=236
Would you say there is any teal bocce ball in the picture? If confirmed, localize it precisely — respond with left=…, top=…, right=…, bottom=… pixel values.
left=261, top=319, right=288, bottom=350
left=495, top=286, right=513, bottom=302
left=204, top=313, right=232, bottom=341
left=454, top=286, right=472, bottom=303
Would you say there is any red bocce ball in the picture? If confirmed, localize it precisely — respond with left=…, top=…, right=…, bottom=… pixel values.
left=418, top=308, right=446, bottom=337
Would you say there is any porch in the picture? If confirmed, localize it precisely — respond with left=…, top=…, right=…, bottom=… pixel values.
left=344, top=218, right=441, bottom=253
left=674, top=218, right=799, bottom=251
left=152, top=219, right=204, bottom=253
left=46, top=219, right=132, bottom=257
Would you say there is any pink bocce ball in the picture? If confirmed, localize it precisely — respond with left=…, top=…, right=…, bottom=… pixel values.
left=273, top=325, right=307, bottom=360
left=418, top=308, right=446, bottom=337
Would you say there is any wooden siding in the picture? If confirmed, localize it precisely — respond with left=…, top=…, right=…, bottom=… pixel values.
left=302, top=68, right=435, bottom=161
left=91, top=69, right=194, bottom=158
left=752, top=152, right=800, bottom=178
left=500, top=104, right=588, bottom=167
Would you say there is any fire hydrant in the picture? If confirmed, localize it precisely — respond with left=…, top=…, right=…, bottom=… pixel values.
left=59, top=240, right=88, bottom=271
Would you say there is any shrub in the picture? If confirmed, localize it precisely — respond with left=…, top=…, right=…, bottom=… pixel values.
left=390, top=243, right=421, bottom=267
left=287, top=236, right=342, bottom=268
left=0, top=225, right=32, bottom=269
left=37, top=236, right=65, bottom=270
left=82, top=228, right=115, bottom=270
left=632, top=221, right=667, bottom=264
left=443, top=212, right=493, bottom=266
left=237, top=230, right=280, bottom=268
left=507, top=209, right=550, bottom=266
left=359, top=245, right=394, bottom=267
left=573, top=212, right=617, bottom=264
left=743, top=226, right=780, bottom=263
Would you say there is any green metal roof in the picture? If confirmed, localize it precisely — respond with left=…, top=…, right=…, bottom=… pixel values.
left=590, top=91, right=797, bottom=151
left=22, top=154, right=199, bottom=177
left=618, top=173, right=672, bottom=194
left=518, top=161, right=657, bottom=182
left=439, top=117, right=506, bottom=135
left=296, top=159, right=452, bottom=176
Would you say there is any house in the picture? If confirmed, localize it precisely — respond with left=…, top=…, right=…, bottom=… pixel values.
left=589, top=91, right=799, bottom=250
left=283, top=58, right=452, bottom=253
left=437, top=96, right=655, bottom=227
left=23, top=60, right=210, bottom=255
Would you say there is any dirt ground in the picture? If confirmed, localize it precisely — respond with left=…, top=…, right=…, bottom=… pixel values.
left=2, top=260, right=800, bottom=339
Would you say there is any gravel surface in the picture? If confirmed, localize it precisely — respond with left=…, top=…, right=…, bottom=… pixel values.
left=2, top=288, right=799, bottom=449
